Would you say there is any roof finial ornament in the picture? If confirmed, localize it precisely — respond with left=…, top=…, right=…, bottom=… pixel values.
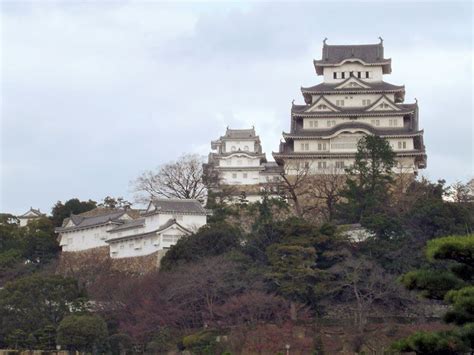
left=379, top=36, right=384, bottom=44
left=292, top=99, right=295, bottom=105
left=415, top=97, right=418, bottom=103
left=323, top=37, right=328, bottom=45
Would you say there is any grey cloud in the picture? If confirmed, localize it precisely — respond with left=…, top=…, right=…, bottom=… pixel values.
left=1, top=1, right=472, bottom=214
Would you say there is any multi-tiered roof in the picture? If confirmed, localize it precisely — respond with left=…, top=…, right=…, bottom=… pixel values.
left=273, top=39, right=427, bottom=171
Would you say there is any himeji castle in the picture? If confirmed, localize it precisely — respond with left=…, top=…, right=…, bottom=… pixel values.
left=272, top=39, right=427, bottom=174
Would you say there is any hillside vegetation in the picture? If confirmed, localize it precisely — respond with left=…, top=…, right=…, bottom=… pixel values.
left=1, top=137, right=473, bottom=353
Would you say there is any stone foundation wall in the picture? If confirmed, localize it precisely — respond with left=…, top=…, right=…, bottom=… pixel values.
left=57, top=246, right=165, bottom=276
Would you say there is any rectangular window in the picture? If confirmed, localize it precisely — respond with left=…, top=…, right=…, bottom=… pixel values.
left=243, top=173, right=248, bottom=178
left=398, top=141, right=407, bottom=149
left=336, top=100, right=345, bottom=106
left=333, top=72, right=337, bottom=79
left=232, top=173, right=237, bottom=179
left=309, top=120, right=314, bottom=128
left=304, top=162, right=310, bottom=169
left=365, top=71, right=370, bottom=78
left=357, top=72, right=362, bottom=79
left=318, top=142, right=327, bottom=151
left=335, top=161, right=345, bottom=169
left=341, top=72, right=345, bottom=79
left=318, top=161, right=327, bottom=169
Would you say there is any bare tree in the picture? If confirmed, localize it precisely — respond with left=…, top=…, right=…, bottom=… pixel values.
left=324, top=256, right=416, bottom=331
left=449, top=180, right=474, bottom=203
left=306, top=167, right=346, bottom=222
left=278, top=160, right=312, bottom=217
left=132, top=154, right=207, bottom=203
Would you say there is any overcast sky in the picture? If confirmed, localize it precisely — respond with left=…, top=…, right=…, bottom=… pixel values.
left=1, top=1, right=472, bottom=215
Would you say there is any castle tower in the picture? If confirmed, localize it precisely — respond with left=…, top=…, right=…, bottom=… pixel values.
left=206, top=127, right=281, bottom=202
left=273, top=39, right=427, bottom=174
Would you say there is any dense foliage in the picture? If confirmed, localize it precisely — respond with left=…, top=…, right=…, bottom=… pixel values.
left=0, top=274, right=87, bottom=349
left=51, top=198, right=97, bottom=227
left=1, top=137, right=473, bottom=352
left=393, top=234, right=474, bottom=353
left=0, top=216, right=59, bottom=284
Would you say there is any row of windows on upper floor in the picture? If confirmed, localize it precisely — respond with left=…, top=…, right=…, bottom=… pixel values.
left=332, top=98, right=373, bottom=107
left=229, top=146, right=250, bottom=152
left=294, top=159, right=413, bottom=171
left=299, top=140, right=409, bottom=151
left=315, top=101, right=393, bottom=112
left=307, top=118, right=401, bottom=129
left=229, top=172, right=280, bottom=181
left=295, top=160, right=347, bottom=170
left=223, top=158, right=257, bottom=166
left=333, top=71, right=371, bottom=79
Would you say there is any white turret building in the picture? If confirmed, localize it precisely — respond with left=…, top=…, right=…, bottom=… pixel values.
left=273, top=39, right=427, bottom=174
left=206, top=127, right=281, bottom=202
left=106, top=199, right=208, bottom=258
left=56, top=199, right=208, bottom=259
left=18, top=207, right=45, bottom=227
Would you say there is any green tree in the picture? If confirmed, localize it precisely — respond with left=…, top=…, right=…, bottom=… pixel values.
left=20, top=217, right=59, bottom=264
left=337, top=135, right=395, bottom=225
left=98, top=196, right=132, bottom=209
left=51, top=198, right=97, bottom=227
left=0, top=274, right=87, bottom=348
left=57, top=314, right=108, bottom=353
left=264, top=218, right=347, bottom=319
left=393, top=234, right=474, bottom=353
left=0, top=217, right=60, bottom=285
left=159, top=222, right=242, bottom=271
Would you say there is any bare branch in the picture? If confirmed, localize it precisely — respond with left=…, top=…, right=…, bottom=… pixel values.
left=131, top=154, right=207, bottom=203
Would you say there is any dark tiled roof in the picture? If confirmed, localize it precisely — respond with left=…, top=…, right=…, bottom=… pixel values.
left=19, top=208, right=44, bottom=218
left=106, top=219, right=191, bottom=243
left=283, top=121, right=424, bottom=138
left=318, top=43, right=387, bottom=64
left=149, top=199, right=207, bottom=215
left=313, top=41, right=391, bottom=74
left=224, top=127, right=257, bottom=139
left=261, top=162, right=283, bottom=174
left=273, top=150, right=426, bottom=159
left=291, top=103, right=416, bottom=117
left=301, top=80, right=404, bottom=94
left=214, top=151, right=266, bottom=158
left=56, top=210, right=128, bottom=232
left=108, top=218, right=145, bottom=233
